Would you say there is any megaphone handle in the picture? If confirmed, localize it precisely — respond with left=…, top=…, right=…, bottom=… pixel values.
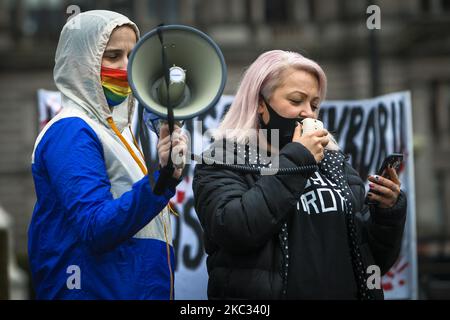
left=153, top=163, right=175, bottom=195
left=153, top=132, right=175, bottom=196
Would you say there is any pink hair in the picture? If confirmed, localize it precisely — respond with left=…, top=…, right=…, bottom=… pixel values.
left=215, top=50, right=327, bottom=143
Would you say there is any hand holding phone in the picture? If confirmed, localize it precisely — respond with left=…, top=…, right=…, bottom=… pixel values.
left=365, top=153, right=403, bottom=205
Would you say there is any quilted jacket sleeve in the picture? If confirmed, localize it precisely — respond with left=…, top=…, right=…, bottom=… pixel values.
left=345, top=163, right=407, bottom=275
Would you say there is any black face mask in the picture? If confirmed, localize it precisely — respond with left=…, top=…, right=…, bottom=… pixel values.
left=259, top=95, right=303, bottom=149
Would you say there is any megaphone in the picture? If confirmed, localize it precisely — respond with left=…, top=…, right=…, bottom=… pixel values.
left=128, top=24, right=227, bottom=120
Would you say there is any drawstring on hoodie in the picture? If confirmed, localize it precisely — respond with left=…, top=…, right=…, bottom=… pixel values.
left=107, top=118, right=147, bottom=174
left=107, top=116, right=175, bottom=300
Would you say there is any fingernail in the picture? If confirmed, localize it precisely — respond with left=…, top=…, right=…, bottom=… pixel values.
left=368, top=193, right=373, bottom=197
left=374, top=175, right=379, bottom=180
left=296, top=121, right=300, bottom=126
left=369, top=183, right=375, bottom=189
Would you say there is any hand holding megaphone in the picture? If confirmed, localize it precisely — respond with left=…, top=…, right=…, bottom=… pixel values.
left=293, top=118, right=329, bottom=163
left=157, top=123, right=188, bottom=178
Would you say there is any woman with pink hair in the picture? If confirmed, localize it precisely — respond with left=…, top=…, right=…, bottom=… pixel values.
left=192, top=50, right=406, bottom=300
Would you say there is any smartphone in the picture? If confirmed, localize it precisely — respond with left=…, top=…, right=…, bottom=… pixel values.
left=365, top=153, right=403, bottom=205
left=376, top=153, right=403, bottom=177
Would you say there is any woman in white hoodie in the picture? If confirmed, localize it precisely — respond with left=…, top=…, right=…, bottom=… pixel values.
left=28, top=10, right=187, bottom=300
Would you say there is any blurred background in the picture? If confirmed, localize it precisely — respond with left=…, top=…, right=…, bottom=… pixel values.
left=0, top=0, right=449, bottom=299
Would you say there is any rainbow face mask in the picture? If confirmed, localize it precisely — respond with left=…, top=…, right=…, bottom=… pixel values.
left=100, top=66, right=132, bottom=107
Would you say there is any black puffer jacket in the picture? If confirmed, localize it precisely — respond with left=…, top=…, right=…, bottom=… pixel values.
left=192, top=141, right=407, bottom=300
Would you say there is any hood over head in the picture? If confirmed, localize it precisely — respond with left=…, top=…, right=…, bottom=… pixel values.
left=54, top=10, right=140, bottom=130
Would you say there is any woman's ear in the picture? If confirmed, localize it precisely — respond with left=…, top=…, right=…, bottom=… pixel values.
left=257, top=96, right=265, bottom=114
left=257, top=97, right=270, bottom=126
